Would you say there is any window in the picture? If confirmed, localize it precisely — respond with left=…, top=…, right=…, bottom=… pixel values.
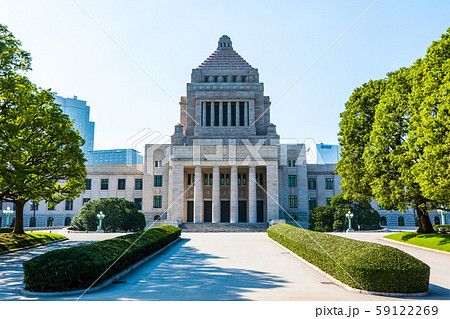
left=101, top=179, right=109, bottom=190
left=222, top=102, right=228, bottom=126
left=118, top=179, right=126, bottom=190
left=135, top=198, right=143, bottom=210
left=257, top=174, right=263, bottom=186
left=154, top=215, right=160, bottom=221
left=380, top=216, right=387, bottom=226
left=64, top=217, right=71, bottom=226
left=308, top=178, right=316, bottom=190
left=288, top=160, right=291, bottom=167
left=135, top=178, right=143, bottom=190
left=288, top=195, right=298, bottom=208
left=292, top=160, right=296, bottom=167
left=398, top=216, right=405, bottom=226
left=238, top=174, right=241, bottom=185
left=154, top=160, right=162, bottom=167
left=308, top=198, right=317, bottom=211
left=242, top=174, right=246, bottom=185
left=65, top=199, right=73, bottom=211
left=209, top=174, right=213, bottom=185
left=204, top=174, right=208, bottom=185
left=231, top=102, right=236, bottom=126
left=85, top=178, right=92, bottom=190
left=288, top=175, right=297, bottom=187
left=47, top=217, right=54, bottom=227
left=205, top=102, right=211, bottom=126
left=204, top=76, right=209, bottom=82
left=326, top=198, right=332, bottom=205
left=220, top=174, right=224, bottom=185
left=187, top=174, right=192, bottom=185
left=325, top=178, right=334, bottom=189
left=48, top=203, right=55, bottom=210
left=239, top=102, right=245, bottom=126
left=433, top=216, right=440, bottom=225
left=30, top=200, right=39, bottom=211
left=214, top=102, right=220, bottom=126
left=153, top=196, right=162, bottom=208
left=83, top=198, right=90, bottom=205
left=154, top=175, right=163, bottom=187
left=226, top=174, right=230, bottom=185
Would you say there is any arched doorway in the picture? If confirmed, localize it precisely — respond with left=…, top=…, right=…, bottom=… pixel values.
left=47, top=217, right=54, bottom=227
left=29, top=217, right=36, bottom=227
left=380, top=216, right=387, bottom=226
left=398, top=216, right=405, bottom=227
left=154, top=215, right=160, bottom=221
left=64, top=217, right=71, bottom=226
left=433, top=216, right=440, bottom=225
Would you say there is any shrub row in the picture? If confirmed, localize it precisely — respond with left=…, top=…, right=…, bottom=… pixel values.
left=268, top=224, right=429, bottom=293
left=0, top=233, right=65, bottom=252
left=23, top=225, right=181, bottom=292
left=0, top=228, right=13, bottom=234
left=433, top=224, right=450, bottom=234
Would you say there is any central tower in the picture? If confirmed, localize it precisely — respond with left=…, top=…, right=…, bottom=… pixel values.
left=172, top=35, right=278, bottom=145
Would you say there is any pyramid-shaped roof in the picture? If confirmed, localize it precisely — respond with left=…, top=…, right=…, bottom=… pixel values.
left=197, top=35, right=253, bottom=70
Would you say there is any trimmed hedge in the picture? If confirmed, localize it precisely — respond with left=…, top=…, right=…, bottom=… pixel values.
left=23, top=225, right=181, bottom=292
left=0, top=232, right=66, bottom=252
left=434, top=224, right=450, bottom=234
left=268, top=224, right=429, bottom=293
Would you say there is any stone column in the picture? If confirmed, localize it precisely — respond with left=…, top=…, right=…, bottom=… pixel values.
left=248, top=166, right=257, bottom=223
left=228, top=102, right=232, bottom=126
left=202, top=102, right=206, bottom=127
left=169, top=165, right=184, bottom=221
left=266, top=164, right=279, bottom=221
left=236, top=101, right=240, bottom=127
left=194, top=166, right=202, bottom=223
left=212, top=166, right=220, bottom=223
left=230, top=166, right=238, bottom=223
left=219, top=102, right=223, bottom=127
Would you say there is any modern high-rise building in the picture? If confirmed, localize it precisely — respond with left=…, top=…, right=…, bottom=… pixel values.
left=53, top=94, right=95, bottom=154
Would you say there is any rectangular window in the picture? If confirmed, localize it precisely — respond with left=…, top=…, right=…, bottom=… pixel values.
left=222, top=102, right=228, bottom=126
left=204, top=174, right=208, bottom=185
left=155, top=160, right=159, bottom=167
left=226, top=174, right=230, bottom=185
left=101, top=179, right=109, bottom=190
left=221, top=174, right=224, bottom=185
left=325, top=178, right=334, bottom=189
left=209, top=174, right=213, bottom=185
left=187, top=174, right=192, bottom=185
left=231, top=102, right=236, bottom=126
left=205, top=102, right=211, bottom=126
left=308, top=178, right=316, bottom=190
left=239, top=102, right=245, bottom=126
left=309, top=198, right=317, bottom=211
left=48, top=203, right=55, bottom=211
left=65, top=199, right=73, bottom=211
left=83, top=198, right=90, bottom=205
left=292, top=160, right=296, bottom=167
left=134, top=198, right=142, bottom=210
left=243, top=173, right=247, bottom=185
left=85, top=178, right=91, bottom=190
left=118, top=179, right=126, bottom=190
left=30, top=200, right=39, bottom=211
left=288, top=175, right=297, bottom=187
left=135, top=178, right=143, bottom=190
left=289, top=195, right=298, bottom=208
left=214, top=102, right=220, bottom=126
left=326, top=198, right=332, bottom=205
left=259, top=174, right=263, bottom=186
left=154, top=175, right=163, bottom=187
left=153, top=196, right=162, bottom=208
left=238, top=173, right=241, bottom=185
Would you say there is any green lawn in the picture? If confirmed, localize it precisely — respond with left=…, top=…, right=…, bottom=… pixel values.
left=384, top=232, right=450, bottom=252
left=0, top=232, right=66, bottom=252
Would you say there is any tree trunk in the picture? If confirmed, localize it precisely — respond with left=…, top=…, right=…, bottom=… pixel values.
left=416, top=204, right=435, bottom=234
left=12, top=200, right=26, bottom=234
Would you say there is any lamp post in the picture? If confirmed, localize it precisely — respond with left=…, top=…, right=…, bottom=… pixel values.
left=345, top=210, right=354, bottom=232
left=97, top=211, right=105, bottom=232
left=3, top=206, right=15, bottom=228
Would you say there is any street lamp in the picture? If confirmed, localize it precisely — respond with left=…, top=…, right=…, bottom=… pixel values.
left=3, top=206, right=15, bottom=228
left=97, top=211, right=105, bottom=232
left=345, top=210, right=354, bottom=232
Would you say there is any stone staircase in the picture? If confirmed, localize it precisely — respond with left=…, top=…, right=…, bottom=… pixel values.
left=180, top=223, right=269, bottom=233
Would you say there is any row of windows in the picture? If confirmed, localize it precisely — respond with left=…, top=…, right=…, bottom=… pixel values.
left=201, top=101, right=249, bottom=127
left=186, top=173, right=264, bottom=186
left=287, top=196, right=330, bottom=210
left=85, top=178, right=143, bottom=191
left=203, top=75, right=247, bottom=83
left=307, top=178, right=334, bottom=190
left=25, top=197, right=143, bottom=211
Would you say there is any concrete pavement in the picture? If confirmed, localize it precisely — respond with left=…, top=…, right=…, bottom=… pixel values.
left=0, top=231, right=448, bottom=301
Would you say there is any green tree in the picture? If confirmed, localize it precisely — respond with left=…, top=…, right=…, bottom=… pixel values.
left=0, top=24, right=86, bottom=234
left=72, top=198, right=146, bottom=232
left=309, top=205, right=334, bottom=232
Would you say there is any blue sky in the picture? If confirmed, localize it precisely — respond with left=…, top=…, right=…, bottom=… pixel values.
left=1, top=0, right=449, bottom=151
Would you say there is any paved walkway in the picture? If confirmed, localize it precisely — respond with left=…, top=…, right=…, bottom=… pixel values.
left=1, top=231, right=448, bottom=301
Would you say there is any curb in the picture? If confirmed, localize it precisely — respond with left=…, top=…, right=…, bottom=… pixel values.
left=267, top=237, right=428, bottom=298
left=20, top=237, right=181, bottom=297
left=382, top=238, right=450, bottom=256
left=0, top=238, right=69, bottom=256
